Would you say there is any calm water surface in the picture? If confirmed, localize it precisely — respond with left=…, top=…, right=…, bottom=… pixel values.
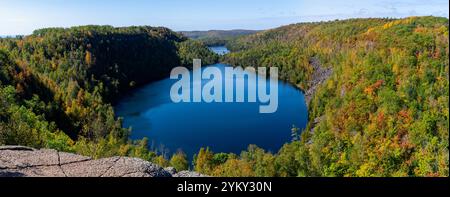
left=115, top=47, right=308, bottom=158
left=208, top=46, right=230, bottom=55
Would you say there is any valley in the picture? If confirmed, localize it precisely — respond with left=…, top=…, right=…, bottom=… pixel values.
left=1, top=16, right=448, bottom=177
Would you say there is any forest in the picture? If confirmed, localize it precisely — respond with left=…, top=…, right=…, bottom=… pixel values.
left=0, top=16, right=448, bottom=177
left=180, top=30, right=260, bottom=46
left=195, top=16, right=448, bottom=177
left=0, top=26, right=217, bottom=170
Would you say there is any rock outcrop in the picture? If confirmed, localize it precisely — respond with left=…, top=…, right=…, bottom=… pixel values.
left=0, top=146, right=205, bottom=177
left=304, top=57, right=333, bottom=105
left=172, top=170, right=207, bottom=177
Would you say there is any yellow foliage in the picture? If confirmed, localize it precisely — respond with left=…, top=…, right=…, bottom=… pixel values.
left=212, top=159, right=255, bottom=177
left=85, top=51, right=92, bottom=65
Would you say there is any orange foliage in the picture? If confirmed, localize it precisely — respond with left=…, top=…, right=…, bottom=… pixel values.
left=364, top=80, right=384, bottom=96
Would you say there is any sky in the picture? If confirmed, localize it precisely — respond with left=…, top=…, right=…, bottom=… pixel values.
left=0, top=0, right=449, bottom=35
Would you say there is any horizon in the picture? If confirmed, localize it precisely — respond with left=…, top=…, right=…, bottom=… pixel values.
left=1, top=0, right=449, bottom=36
left=1, top=15, right=448, bottom=37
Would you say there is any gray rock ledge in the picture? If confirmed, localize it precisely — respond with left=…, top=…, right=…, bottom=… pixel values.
left=0, top=146, right=205, bottom=177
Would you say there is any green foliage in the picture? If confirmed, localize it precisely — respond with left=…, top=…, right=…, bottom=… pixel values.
left=154, top=155, right=170, bottom=168
left=0, top=26, right=217, bottom=162
left=194, top=147, right=215, bottom=174
left=177, top=40, right=219, bottom=67
left=170, top=151, right=189, bottom=171
left=180, top=30, right=260, bottom=46
left=193, top=16, right=449, bottom=177
left=1, top=17, right=448, bottom=177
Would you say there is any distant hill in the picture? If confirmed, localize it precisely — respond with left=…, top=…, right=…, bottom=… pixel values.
left=179, top=30, right=260, bottom=46
left=179, top=30, right=260, bottom=39
left=0, top=35, right=22, bottom=38
left=1, top=17, right=448, bottom=177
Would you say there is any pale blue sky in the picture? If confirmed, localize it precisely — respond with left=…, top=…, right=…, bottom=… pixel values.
left=0, top=0, right=448, bottom=35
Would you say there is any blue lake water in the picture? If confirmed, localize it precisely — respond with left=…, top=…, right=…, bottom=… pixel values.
left=208, top=46, right=230, bottom=55
left=114, top=47, right=308, bottom=158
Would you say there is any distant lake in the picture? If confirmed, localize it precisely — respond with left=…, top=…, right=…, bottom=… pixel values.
left=208, top=46, right=230, bottom=55
left=114, top=46, right=308, bottom=159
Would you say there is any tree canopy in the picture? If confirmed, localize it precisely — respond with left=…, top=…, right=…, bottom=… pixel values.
left=0, top=25, right=218, bottom=163
left=194, top=16, right=449, bottom=177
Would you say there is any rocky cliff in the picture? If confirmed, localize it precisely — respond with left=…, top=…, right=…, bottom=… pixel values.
left=0, top=146, right=205, bottom=177
left=303, top=57, right=333, bottom=105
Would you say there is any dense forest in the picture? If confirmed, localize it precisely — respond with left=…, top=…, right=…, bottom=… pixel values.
left=0, top=26, right=217, bottom=170
left=180, top=30, right=260, bottom=46
left=192, top=16, right=448, bottom=177
left=1, top=17, right=448, bottom=177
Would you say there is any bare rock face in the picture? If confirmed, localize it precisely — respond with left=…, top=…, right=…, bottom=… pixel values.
left=304, top=57, right=333, bottom=105
left=172, top=171, right=208, bottom=177
left=0, top=146, right=202, bottom=177
left=164, top=167, right=177, bottom=175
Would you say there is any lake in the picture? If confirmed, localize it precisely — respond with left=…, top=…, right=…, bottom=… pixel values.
left=114, top=46, right=308, bottom=158
left=208, top=46, right=230, bottom=55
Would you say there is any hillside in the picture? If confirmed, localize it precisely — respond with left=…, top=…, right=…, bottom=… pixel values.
left=179, top=29, right=260, bottom=46
left=193, top=16, right=448, bottom=177
left=0, top=26, right=217, bottom=170
left=1, top=17, right=448, bottom=177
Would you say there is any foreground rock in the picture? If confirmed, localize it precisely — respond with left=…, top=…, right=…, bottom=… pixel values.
left=0, top=146, right=205, bottom=177
left=172, top=170, right=207, bottom=177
